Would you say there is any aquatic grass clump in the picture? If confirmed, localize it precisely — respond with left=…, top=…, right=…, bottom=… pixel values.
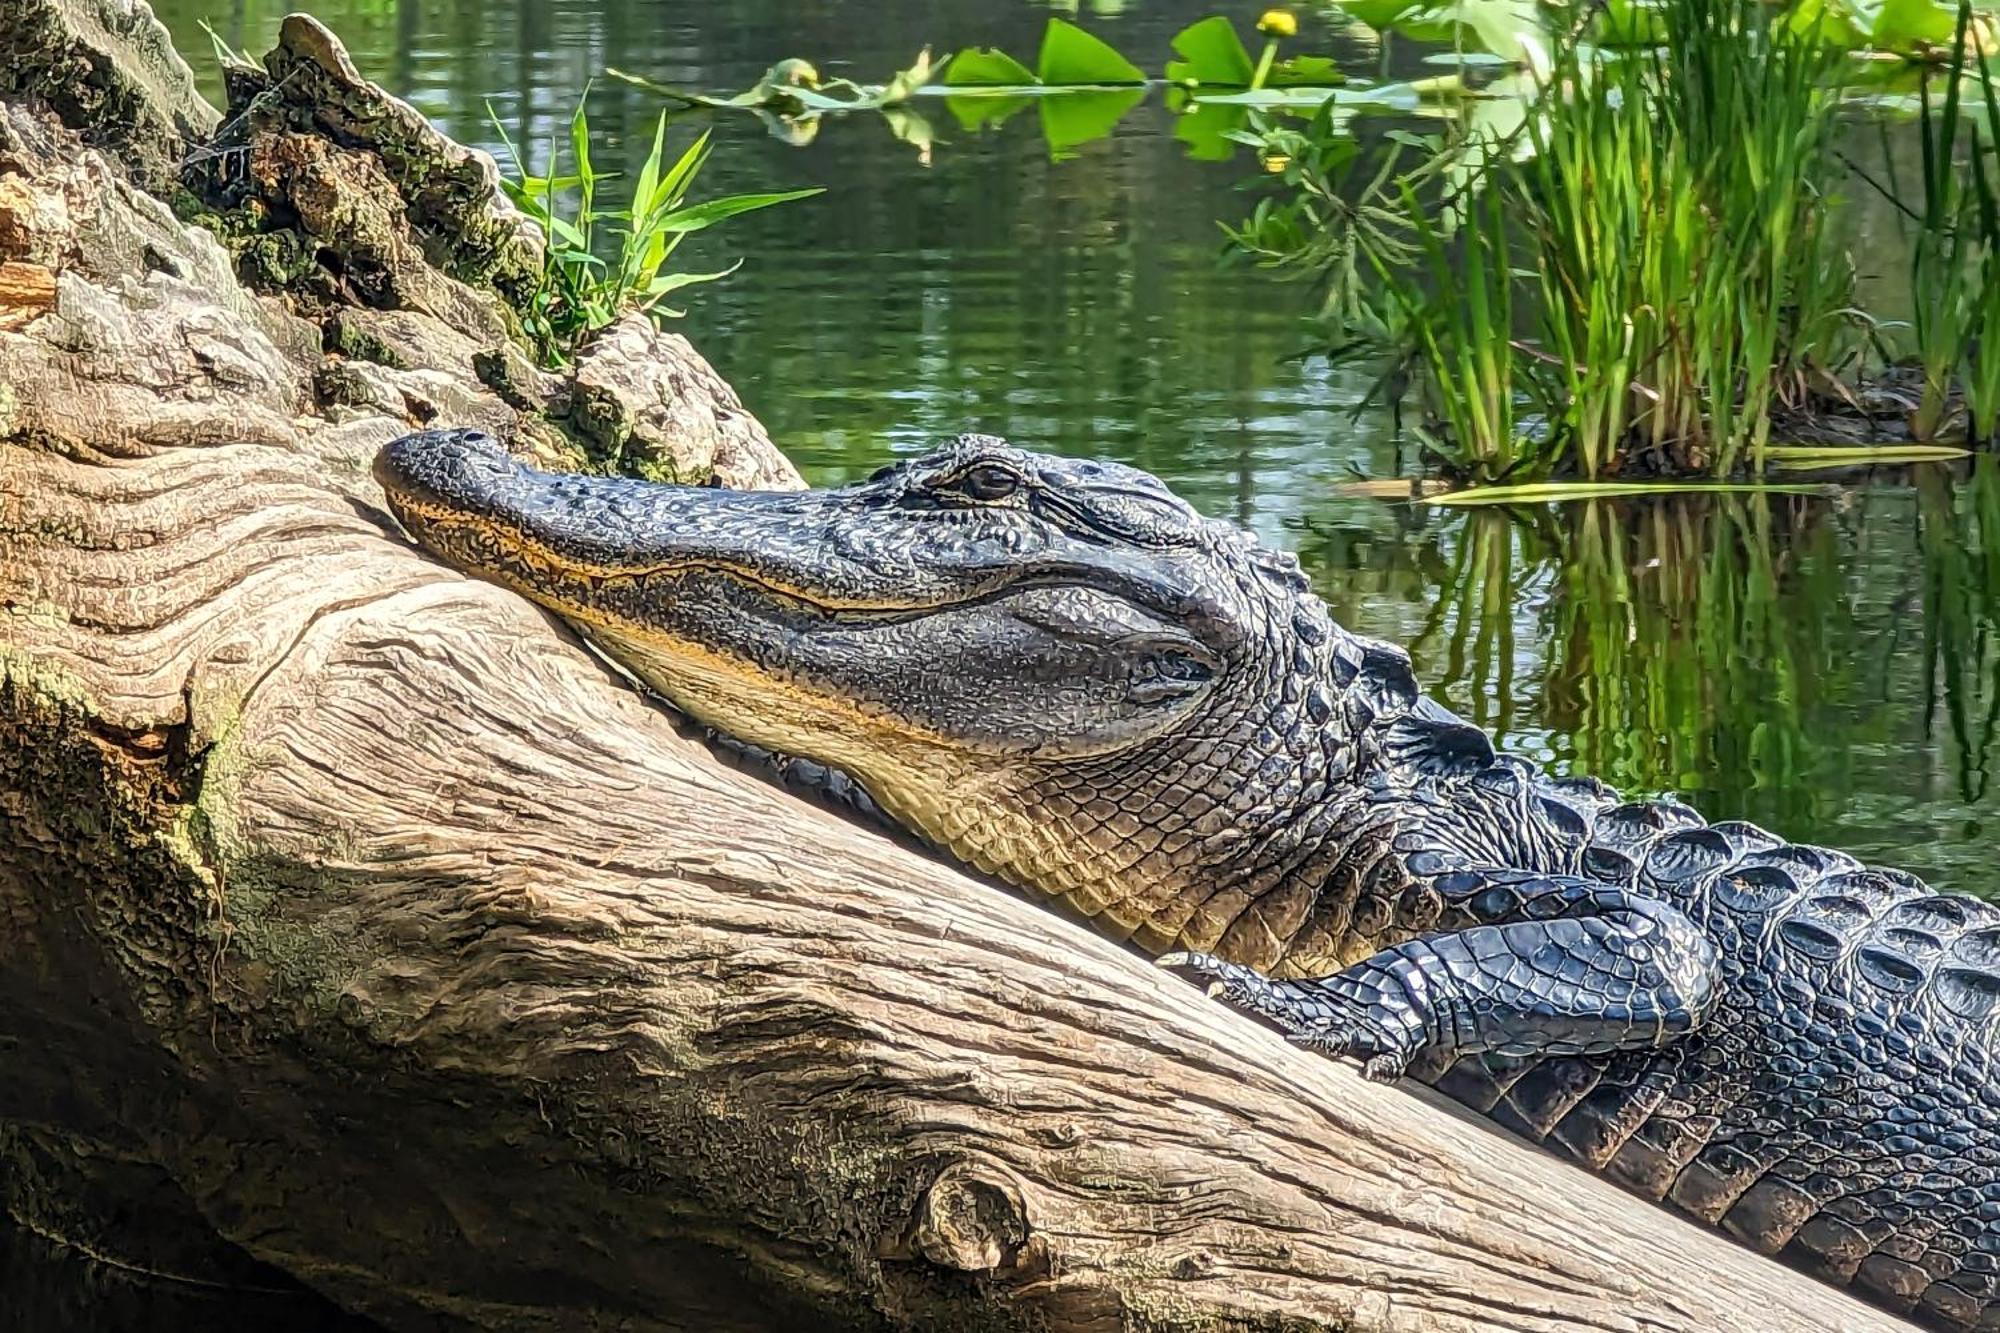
left=1527, top=0, right=1848, bottom=475
left=1230, top=0, right=2000, bottom=483
left=1910, top=4, right=1984, bottom=440
left=1915, top=5, right=2000, bottom=444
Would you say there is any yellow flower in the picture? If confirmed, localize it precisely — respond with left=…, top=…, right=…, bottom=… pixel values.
left=1262, top=153, right=1292, bottom=174
left=1257, top=9, right=1298, bottom=38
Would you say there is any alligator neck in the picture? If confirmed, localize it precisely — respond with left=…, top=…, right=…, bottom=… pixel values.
left=890, top=607, right=1417, bottom=971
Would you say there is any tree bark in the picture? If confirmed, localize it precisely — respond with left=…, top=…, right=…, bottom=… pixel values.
left=0, top=8, right=1922, bottom=1333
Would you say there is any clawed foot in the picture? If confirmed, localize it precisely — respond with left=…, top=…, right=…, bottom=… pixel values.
left=1155, top=951, right=1416, bottom=1082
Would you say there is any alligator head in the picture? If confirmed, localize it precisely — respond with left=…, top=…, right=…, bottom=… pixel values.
left=374, top=429, right=1412, bottom=967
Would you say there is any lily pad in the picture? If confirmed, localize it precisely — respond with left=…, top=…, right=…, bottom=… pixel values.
left=1165, top=16, right=1256, bottom=86
left=944, top=46, right=1039, bottom=86
left=1038, top=18, right=1146, bottom=85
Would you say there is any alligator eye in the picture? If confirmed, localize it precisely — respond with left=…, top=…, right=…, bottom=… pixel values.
left=959, top=464, right=1022, bottom=502
left=1128, top=648, right=1217, bottom=704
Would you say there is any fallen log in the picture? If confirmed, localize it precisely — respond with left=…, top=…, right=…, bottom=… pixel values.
left=0, top=6, right=1925, bottom=1332
left=1, top=388, right=1926, bottom=1333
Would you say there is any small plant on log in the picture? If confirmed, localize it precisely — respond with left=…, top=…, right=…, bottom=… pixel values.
left=489, top=96, right=821, bottom=366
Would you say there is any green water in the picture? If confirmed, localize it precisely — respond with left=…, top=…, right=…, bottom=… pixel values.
left=17, top=1, right=2000, bottom=1322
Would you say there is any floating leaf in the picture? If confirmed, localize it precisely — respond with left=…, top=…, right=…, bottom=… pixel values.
left=1165, top=16, right=1257, bottom=85
left=606, top=60, right=826, bottom=111
left=778, top=85, right=874, bottom=111
left=1038, top=18, right=1146, bottom=85
left=1332, top=477, right=1453, bottom=499
left=1767, top=443, right=1972, bottom=467
left=943, top=45, right=1039, bottom=86
left=1270, top=54, right=1349, bottom=86
left=1426, top=481, right=1826, bottom=506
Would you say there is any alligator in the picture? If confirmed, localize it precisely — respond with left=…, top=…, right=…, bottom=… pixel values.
left=375, top=427, right=2000, bottom=1332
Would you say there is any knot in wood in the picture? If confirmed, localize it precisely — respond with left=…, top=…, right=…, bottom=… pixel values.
left=910, top=1162, right=1029, bottom=1273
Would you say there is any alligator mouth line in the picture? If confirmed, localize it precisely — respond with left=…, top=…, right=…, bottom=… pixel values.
left=384, top=482, right=1153, bottom=630
left=383, top=487, right=942, bottom=620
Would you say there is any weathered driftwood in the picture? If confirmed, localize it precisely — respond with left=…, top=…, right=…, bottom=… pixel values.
left=0, top=357, right=1926, bottom=1333
left=0, top=6, right=1925, bottom=1332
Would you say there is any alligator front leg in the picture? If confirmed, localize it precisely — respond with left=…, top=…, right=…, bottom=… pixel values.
left=1159, top=874, right=1722, bottom=1082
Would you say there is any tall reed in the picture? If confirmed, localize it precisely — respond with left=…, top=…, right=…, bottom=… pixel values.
left=1229, top=0, right=1871, bottom=481
left=1386, top=178, right=1522, bottom=481
left=1911, top=5, right=1981, bottom=440
left=1958, top=18, right=2000, bottom=444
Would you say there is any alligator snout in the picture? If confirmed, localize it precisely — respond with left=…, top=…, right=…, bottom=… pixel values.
left=372, top=427, right=518, bottom=511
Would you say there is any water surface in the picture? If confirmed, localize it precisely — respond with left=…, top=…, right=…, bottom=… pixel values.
left=23, top=0, right=2000, bottom=1321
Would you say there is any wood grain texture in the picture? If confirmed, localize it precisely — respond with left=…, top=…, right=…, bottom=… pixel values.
left=0, top=249, right=1919, bottom=1333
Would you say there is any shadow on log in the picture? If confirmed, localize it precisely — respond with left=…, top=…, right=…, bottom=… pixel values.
left=0, top=6, right=1922, bottom=1331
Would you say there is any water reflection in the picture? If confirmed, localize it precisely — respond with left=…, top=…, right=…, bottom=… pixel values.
left=143, top=0, right=2000, bottom=893
left=1297, top=464, right=2000, bottom=894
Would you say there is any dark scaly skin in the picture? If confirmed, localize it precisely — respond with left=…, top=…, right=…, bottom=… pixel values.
left=375, top=428, right=2000, bottom=1331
